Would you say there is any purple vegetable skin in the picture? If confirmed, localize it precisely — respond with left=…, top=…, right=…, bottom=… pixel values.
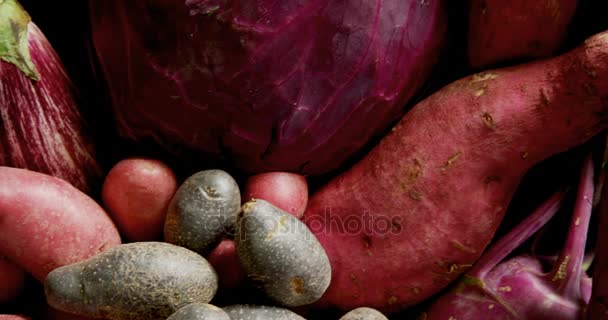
left=0, top=0, right=100, bottom=193
left=89, top=0, right=445, bottom=175
left=588, top=141, right=608, bottom=319
left=425, top=156, right=594, bottom=320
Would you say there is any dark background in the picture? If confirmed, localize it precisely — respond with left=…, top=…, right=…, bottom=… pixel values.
left=3, top=0, right=608, bottom=319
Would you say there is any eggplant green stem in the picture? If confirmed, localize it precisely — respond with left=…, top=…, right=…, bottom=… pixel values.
left=0, top=0, right=39, bottom=80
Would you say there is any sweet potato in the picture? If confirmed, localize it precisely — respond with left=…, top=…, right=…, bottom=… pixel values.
left=102, top=157, right=177, bottom=241
left=468, top=0, right=578, bottom=68
left=425, top=156, right=591, bottom=319
left=243, top=172, right=308, bottom=219
left=0, top=167, right=121, bottom=281
left=303, top=31, right=608, bottom=313
left=0, top=256, right=26, bottom=303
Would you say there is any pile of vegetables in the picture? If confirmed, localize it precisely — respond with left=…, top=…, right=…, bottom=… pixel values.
left=1, top=0, right=608, bottom=319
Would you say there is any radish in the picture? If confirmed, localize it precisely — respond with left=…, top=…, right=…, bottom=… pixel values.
left=424, top=156, right=594, bottom=319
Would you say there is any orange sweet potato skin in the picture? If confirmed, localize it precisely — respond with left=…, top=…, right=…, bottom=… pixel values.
left=468, top=0, right=578, bottom=68
left=0, top=167, right=121, bottom=281
left=304, top=31, right=608, bottom=313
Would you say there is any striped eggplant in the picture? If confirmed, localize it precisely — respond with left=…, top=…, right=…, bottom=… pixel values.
left=0, top=0, right=100, bottom=193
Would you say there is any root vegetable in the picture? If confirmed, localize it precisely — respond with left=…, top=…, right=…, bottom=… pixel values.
left=0, top=167, right=121, bottom=281
left=339, top=307, right=388, bottom=320
left=243, top=172, right=308, bottom=219
left=165, top=170, right=241, bottom=255
left=468, top=0, right=578, bottom=68
left=223, top=305, right=305, bottom=320
left=166, top=303, right=230, bottom=320
left=207, top=239, right=246, bottom=290
left=102, top=157, right=177, bottom=241
left=426, top=155, right=593, bottom=319
left=303, top=31, right=608, bottom=313
left=236, top=200, right=331, bottom=307
left=44, top=242, right=218, bottom=320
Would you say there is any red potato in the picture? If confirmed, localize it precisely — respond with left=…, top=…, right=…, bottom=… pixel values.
left=0, top=167, right=121, bottom=281
left=207, top=239, right=246, bottom=289
left=468, top=0, right=578, bottom=68
left=102, top=158, right=177, bottom=241
left=303, top=31, right=608, bottom=314
left=244, top=172, right=308, bottom=218
left=0, top=257, right=26, bottom=303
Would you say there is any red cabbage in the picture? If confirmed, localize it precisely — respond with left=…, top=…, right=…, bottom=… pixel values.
left=90, top=0, right=445, bottom=174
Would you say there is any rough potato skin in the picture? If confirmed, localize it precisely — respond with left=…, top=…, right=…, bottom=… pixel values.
left=0, top=167, right=121, bottom=281
left=303, top=31, right=608, bottom=313
left=166, top=303, right=230, bottom=320
left=468, top=0, right=578, bottom=68
left=165, top=170, right=241, bottom=255
left=44, top=242, right=218, bottom=320
left=338, top=308, right=388, bottom=320
left=236, top=200, right=331, bottom=307
left=223, top=305, right=305, bottom=320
